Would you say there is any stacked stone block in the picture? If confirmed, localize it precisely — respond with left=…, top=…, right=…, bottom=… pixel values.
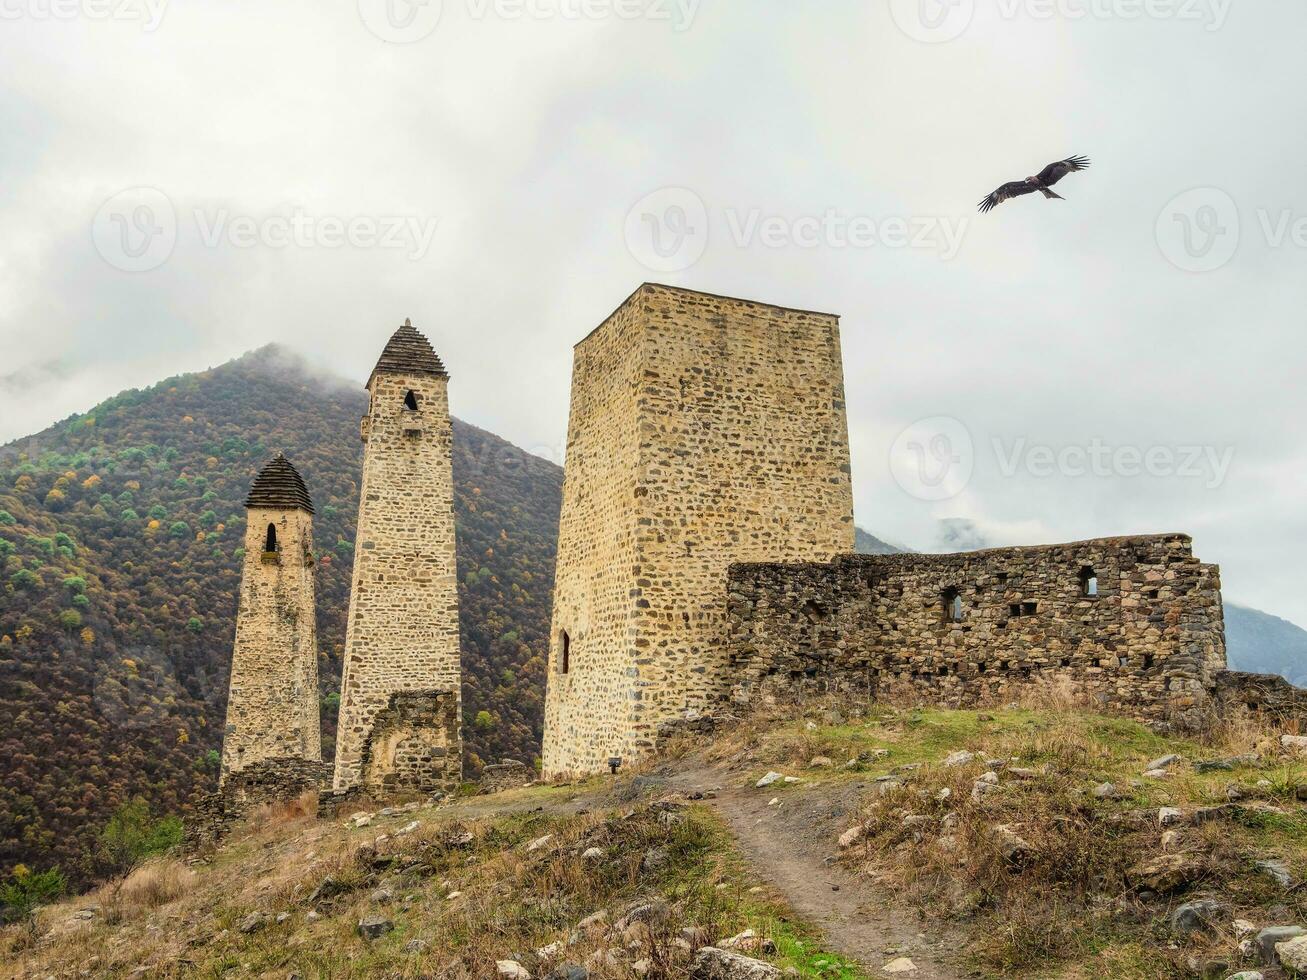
left=542, top=284, right=855, bottom=777
left=333, top=321, right=462, bottom=793
left=726, top=534, right=1227, bottom=729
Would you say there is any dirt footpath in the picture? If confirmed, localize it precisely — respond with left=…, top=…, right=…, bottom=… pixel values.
left=664, top=764, right=968, bottom=980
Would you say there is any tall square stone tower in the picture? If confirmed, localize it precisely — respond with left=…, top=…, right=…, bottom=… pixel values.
left=332, top=321, right=462, bottom=793
left=221, top=454, right=321, bottom=784
left=542, top=284, right=855, bottom=777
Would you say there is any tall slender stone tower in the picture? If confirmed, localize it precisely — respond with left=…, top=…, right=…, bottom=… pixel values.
left=220, top=454, right=321, bottom=785
left=542, top=284, right=855, bottom=777
left=332, top=321, right=462, bottom=793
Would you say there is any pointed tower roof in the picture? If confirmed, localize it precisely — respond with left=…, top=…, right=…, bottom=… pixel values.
left=244, top=453, right=314, bottom=514
left=368, top=319, right=448, bottom=388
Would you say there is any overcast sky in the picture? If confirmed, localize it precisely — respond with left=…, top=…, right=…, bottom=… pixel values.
left=2, top=0, right=1305, bottom=626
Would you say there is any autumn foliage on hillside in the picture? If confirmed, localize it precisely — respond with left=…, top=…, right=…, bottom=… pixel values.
left=0, top=345, right=560, bottom=882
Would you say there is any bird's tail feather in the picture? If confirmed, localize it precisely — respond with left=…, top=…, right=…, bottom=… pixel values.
left=1040, top=187, right=1065, bottom=200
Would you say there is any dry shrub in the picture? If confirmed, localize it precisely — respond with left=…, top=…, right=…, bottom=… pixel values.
left=104, top=858, right=193, bottom=921
left=245, top=789, right=319, bottom=831
left=1013, top=673, right=1094, bottom=714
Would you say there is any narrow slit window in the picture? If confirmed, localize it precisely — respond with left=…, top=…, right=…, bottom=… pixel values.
left=403, top=389, right=420, bottom=411
left=560, top=631, right=571, bottom=674
left=943, top=588, right=963, bottom=623
left=1080, top=566, right=1099, bottom=597
left=264, top=523, right=277, bottom=553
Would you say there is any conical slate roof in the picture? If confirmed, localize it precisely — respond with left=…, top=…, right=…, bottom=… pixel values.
left=244, top=453, right=314, bottom=514
left=368, top=319, right=448, bottom=387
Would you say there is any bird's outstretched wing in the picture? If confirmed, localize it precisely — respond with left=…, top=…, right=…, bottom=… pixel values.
left=1037, top=154, right=1090, bottom=187
left=978, top=181, right=1037, bottom=213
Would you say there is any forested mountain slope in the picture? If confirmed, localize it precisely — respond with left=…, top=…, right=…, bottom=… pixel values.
left=0, top=346, right=561, bottom=880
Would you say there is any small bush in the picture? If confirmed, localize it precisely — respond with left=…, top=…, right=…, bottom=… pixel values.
left=112, top=858, right=192, bottom=916
left=0, top=865, right=66, bottom=927
left=97, top=798, right=183, bottom=876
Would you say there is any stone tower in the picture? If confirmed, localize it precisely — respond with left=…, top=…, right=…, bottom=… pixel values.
left=332, top=321, right=462, bottom=793
left=542, top=284, right=855, bottom=777
left=220, top=454, right=321, bottom=785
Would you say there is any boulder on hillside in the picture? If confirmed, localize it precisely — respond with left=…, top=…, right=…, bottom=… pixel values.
left=690, top=947, right=781, bottom=979
left=1128, top=853, right=1208, bottom=894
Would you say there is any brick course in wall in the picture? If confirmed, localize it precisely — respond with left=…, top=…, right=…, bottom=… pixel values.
left=333, top=322, right=462, bottom=793
left=726, top=534, right=1227, bottom=729
left=542, top=284, right=855, bottom=776
left=219, top=456, right=321, bottom=784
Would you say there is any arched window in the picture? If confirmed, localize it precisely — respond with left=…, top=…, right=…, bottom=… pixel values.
left=264, top=523, right=278, bottom=553
left=559, top=631, right=571, bottom=674
left=1080, top=566, right=1099, bottom=597
left=403, top=389, right=420, bottom=411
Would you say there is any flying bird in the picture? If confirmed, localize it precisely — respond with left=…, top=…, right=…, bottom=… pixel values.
left=977, top=155, right=1091, bottom=213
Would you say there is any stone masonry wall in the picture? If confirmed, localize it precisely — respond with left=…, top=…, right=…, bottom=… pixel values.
left=727, top=534, right=1226, bottom=729
left=220, top=506, right=321, bottom=783
left=542, top=284, right=855, bottom=776
left=479, top=759, right=536, bottom=794
left=358, top=690, right=461, bottom=796
left=184, top=758, right=329, bottom=852
left=333, top=367, right=462, bottom=790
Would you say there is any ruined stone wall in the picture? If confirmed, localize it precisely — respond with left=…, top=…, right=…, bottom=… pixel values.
left=543, top=284, right=855, bottom=776
left=479, top=759, right=536, bottom=794
left=727, top=534, right=1226, bottom=729
left=184, top=758, right=329, bottom=852
left=358, top=690, right=461, bottom=796
left=333, top=369, right=461, bottom=790
left=220, top=507, right=321, bottom=783
left=1216, top=671, right=1307, bottom=731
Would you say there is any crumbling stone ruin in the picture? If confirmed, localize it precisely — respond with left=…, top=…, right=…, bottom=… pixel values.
left=220, top=454, right=322, bottom=783
left=183, top=758, right=328, bottom=853
left=355, top=690, right=460, bottom=796
left=542, top=284, right=855, bottom=777
left=479, top=759, right=536, bottom=794
left=332, top=321, right=463, bottom=794
left=726, top=534, right=1228, bottom=729
left=539, top=283, right=1298, bottom=764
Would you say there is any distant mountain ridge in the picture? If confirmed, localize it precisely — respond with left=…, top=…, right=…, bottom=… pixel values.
left=0, top=344, right=561, bottom=880
left=1225, top=602, right=1307, bottom=685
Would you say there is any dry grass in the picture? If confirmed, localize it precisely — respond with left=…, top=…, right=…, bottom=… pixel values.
left=4, top=784, right=864, bottom=979
left=815, top=705, right=1307, bottom=976
left=666, top=695, right=1307, bottom=976
left=109, top=862, right=193, bottom=919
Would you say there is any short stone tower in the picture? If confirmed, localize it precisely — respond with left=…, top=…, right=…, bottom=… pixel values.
left=542, top=284, right=855, bottom=777
left=332, top=321, right=462, bottom=793
left=220, top=453, right=322, bottom=784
